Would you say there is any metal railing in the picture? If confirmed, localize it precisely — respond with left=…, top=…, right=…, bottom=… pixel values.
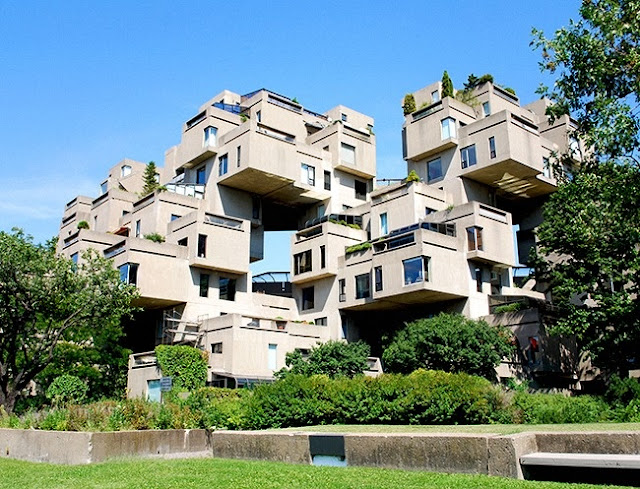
left=165, top=183, right=205, bottom=199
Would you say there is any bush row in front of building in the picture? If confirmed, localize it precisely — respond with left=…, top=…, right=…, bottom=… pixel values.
left=2, top=371, right=639, bottom=431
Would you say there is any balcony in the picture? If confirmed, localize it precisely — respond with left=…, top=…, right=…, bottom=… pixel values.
left=403, top=97, right=476, bottom=162
left=217, top=123, right=331, bottom=205
left=458, top=112, right=557, bottom=199
left=165, top=183, right=205, bottom=199
left=168, top=211, right=250, bottom=274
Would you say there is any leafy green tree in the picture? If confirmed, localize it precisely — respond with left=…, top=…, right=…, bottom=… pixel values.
left=532, top=0, right=640, bottom=374
left=0, top=230, right=138, bottom=412
left=276, top=340, right=370, bottom=379
left=46, top=374, right=88, bottom=407
left=141, top=161, right=159, bottom=196
left=441, top=70, right=454, bottom=98
left=382, top=313, right=514, bottom=380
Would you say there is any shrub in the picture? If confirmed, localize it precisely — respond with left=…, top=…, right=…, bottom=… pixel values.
left=406, top=170, right=420, bottom=182
left=511, top=392, right=610, bottom=424
left=77, top=220, right=89, bottom=230
left=402, top=94, right=416, bottom=115
left=382, top=313, right=514, bottom=380
left=276, top=340, right=371, bottom=379
left=46, top=374, right=88, bottom=406
left=345, top=242, right=372, bottom=254
left=155, top=345, right=208, bottom=391
left=144, top=233, right=165, bottom=243
left=494, top=302, right=523, bottom=314
left=243, top=370, right=507, bottom=429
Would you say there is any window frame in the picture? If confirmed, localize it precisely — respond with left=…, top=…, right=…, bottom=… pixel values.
left=489, top=137, right=496, bottom=159
left=460, top=144, right=477, bottom=169
left=218, top=154, right=228, bottom=176
left=294, top=249, right=312, bottom=275
left=374, top=266, right=383, bottom=292
left=402, top=256, right=429, bottom=286
left=440, top=117, right=456, bottom=140
left=199, top=273, right=210, bottom=297
left=427, top=157, right=443, bottom=182
left=301, top=286, right=315, bottom=310
left=204, top=126, right=217, bottom=147
left=219, top=277, right=236, bottom=301
left=466, top=226, right=484, bottom=251
left=301, top=163, right=315, bottom=186
left=354, top=179, right=367, bottom=200
left=355, top=273, right=371, bottom=299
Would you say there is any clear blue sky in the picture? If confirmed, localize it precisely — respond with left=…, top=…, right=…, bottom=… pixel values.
left=0, top=0, right=581, bottom=274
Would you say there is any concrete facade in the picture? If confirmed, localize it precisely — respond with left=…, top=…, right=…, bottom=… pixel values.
left=56, top=81, right=579, bottom=397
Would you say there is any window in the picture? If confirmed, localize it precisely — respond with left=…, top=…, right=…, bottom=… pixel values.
left=315, top=317, right=327, bottom=326
left=219, top=154, right=228, bottom=176
left=355, top=180, right=367, bottom=200
left=211, top=342, right=223, bottom=354
left=338, top=279, right=346, bottom=302
left=252, top=196, right=260, bottom=219
left=427, top=158, right=443, bottom=182
left=199, top=273, right=210, bottom=297
left=324, top=170, right=331, bottom=190
left=154, top=173, right=160, bottom=183
left=100, top=181, right=108, bottom=194
left=380, top=212, right=388, bottom=235
left=196, top=165, right=206, bottom=184
left=543, top=157, right=551, bottom=178
left=302, top=286, right=314, bottom=310
left=294, top=250, right=312, bottom=275
left=204, top=126, right=217, bottom=147
left=71, top=252, right=78, bottom=265
left=121, top=165, right=132, bottom=177
left=236, top=146, right=241, bottom=167
left=466, top=226, right=483, bottom=251
left=135, top=220, right=141, bottom=238
left=569, top=136, right=580, bottom=155
left=475, top=267, right=483, bottom=293
left=197, top=234, right=207, bottom=258
left=118, top=263, right=138, bottom=285
left=403, top=257, right=429, bottom=285
left=341, top=113, right=348, bottom=122
left=489, top=137, right=496, bottom=159
left=482, top=102, right=490, bottom=117
left=219, top=277, right=236, bottom=301
left=320, top=245, right=326, bottom=269
left=256, top=110, right=261, bottom=122
left=317, top=204, right=325, bottom=218
left=355, top=273, right=371, bottom=299
left=268, top=344, right=277, bottom=370
left=440, top=117, right=456, bottom=140
left=178, top=237, right=188, bottom=246
left=374, top=266, right=383, bottom=292
left=341, top=143, right=355, bottom=165
left=425, top=207, right=437, bottom=215
left=301, top=163, right=315, bottom=186
left=431, top=90, right=440, bottom=102
left=460, top=145, right=477, bottom=169
left=170, top=214, right=181, bottom=221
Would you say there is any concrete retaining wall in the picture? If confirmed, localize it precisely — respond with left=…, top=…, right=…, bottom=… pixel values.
left=0, top=428, right=209, bottom=464
left=2, top=427, right=640, bottom=480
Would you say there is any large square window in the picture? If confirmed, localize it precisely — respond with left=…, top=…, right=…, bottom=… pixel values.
left=301, top=163, right=315, bottom=186
left=119, top=263, right=138, bottom=285
left=219, top=277, right=236, bottom=301
left=440, top=118, right=456, bottom=140
left=302, top=286, right=314, bottom=310
left=403, top=257, right=429, bottom=285
left=294, top=250, right=312, bottom=275
left=460, top=145, right=477, bottom=169
left=341, top=143, right=355, bottom=165
left=219, top=154, right=228, bottom=176
left=355, top=273, right=371, bottom=299
left=427, top=158, right=443, bottom=182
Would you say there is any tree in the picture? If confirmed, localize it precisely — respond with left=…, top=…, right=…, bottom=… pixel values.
left=0, top=230, right=138, bottom=412
left=402, top=93, right=416, bottom=115
left=441, top=71, right=454, bottom=98
left=141, top=161, right=159, bottom=196
left=531, top=0, right=640, bottom=374
left=155, top=345, right=208, bottom=391
left=382, top=313, right=514, bottom=380
left=276, top=340, right=370, bottom=379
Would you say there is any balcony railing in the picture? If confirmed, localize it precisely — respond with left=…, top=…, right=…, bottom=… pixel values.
left=104, top=241, right=126, bottom=259
left=212, top=102, right=247, bottom=115
left=165, top=183, right=205, bottom=199
left=204, top=213, right=243, bottom=229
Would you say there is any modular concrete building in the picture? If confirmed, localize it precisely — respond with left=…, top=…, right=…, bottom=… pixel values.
left=57, top=80, right=581, bottom=398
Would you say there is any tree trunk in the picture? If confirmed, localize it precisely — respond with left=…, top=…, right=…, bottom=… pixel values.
left=0, top=390, right=17, bottom=414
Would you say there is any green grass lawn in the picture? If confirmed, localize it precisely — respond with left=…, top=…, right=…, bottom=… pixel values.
left=0, top=457, right=633, bottom=489
left=275, top=423, right=640, bottom=435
